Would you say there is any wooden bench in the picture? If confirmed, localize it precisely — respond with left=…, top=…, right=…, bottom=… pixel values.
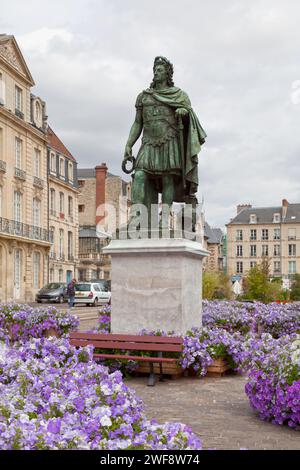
left=69, top=332, right=183, bottom=386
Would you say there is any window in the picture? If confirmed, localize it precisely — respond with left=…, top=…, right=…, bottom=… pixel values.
left=68, top=196, right=73, bottom=218
left=288, top=228, right=296, bottom=240
left=35, top=102, right=40, bottom=121
left=250, top=245, right=257, bottom=257
left=274, top=228, right=280, bottom=240
left=0, top=245, right=2, bottom=287
left=14, top=191, right=22, bottom=222
left=262, top=245, right=268, bottom=256
left=50, top=227, right=55, bottom=257
left=32, top=198, right=41, bottom=226
left=59, top=269, right=63, bottom=282
left=273, top=213, right=280, bottom=223
left=274, top=245, right=280, bottom=256
left=59, top=192, right=64, bottom=213
left=50, top=268, right=54, bottom=283
left=50, top=189, right=56, bottom=214
left=236, top=245, right=243, bottom=257
left=236, top=230, right=243, bottom=241
left=250, top=214, right=257, bottom=224
left=79, top=204, right=85, bottom=213
left=274, top=261, right=281, bottom=274
left=59, top=157, right=65, bottom=177
left=262, top=229, right=268, bottom=241
left=50, top=152, right=56, bottom=173
left=289, top=244, right=296, bottom=256
left=78, top=180, right=85, bottom=188
left=33, top=148, right=40, bottom=177
left=68, top=231, right=73, bottom=259
left=288, top=261, right=296, bottom=274
left=15, top=86, right=22, bottom=111
left=236, top=262, right=243, bottom=274
left=15, top=138, right=22, bottom=169
left=33, top=252, right=40, bottom=289
left=68, top=161, right=73, bottom=181
left=250, top=261, right=257, bottom=269
left=59, top=229, right=64, bottom=258
left=250, top=229, right=257, bottom=241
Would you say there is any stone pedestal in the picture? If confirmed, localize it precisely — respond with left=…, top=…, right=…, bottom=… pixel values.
left=103, top=238, right=208, bottom=336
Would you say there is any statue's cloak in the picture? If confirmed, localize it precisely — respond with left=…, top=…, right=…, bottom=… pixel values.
left=148, top=86, right=207, bottom=200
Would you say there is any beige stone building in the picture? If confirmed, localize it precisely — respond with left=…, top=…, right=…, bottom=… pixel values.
left=77, top=164, right=131, bottom=280
left=47, top=126, right=79, bottom=284
left=203, top=222, right=224, bottom=272
left=226, top=199, right=300, bottom=284
left=0, top=34, right=50, bottom=301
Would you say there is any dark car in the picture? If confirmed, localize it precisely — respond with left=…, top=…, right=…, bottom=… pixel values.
left=36, top=283, right=68, bottom=304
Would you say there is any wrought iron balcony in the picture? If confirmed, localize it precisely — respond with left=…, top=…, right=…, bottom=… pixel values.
left=0, top=217, right=50, bottom=242
left=33, top=176, right=44, bottom=189
left=0, top=160, right=6, bottom=172
left=15, top=108, right=24, bottom=119
left=14, top=167, right=26, bottom=180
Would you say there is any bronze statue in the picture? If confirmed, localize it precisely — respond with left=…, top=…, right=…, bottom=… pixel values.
left=123, top=56, right=206, bottom=230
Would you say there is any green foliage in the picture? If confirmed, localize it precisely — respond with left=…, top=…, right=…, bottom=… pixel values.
left=202, top=272, right=232, bottom=300
left=290, top=274, right=300, bottom=301
left=241, top=260, right=286, bottom=303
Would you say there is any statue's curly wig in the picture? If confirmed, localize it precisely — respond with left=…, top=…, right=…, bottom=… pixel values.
left=150, top=56, right=174, bottom=88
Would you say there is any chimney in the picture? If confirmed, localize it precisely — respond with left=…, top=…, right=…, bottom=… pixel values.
left=282, top=198, right=288, bottom=220
left=237, top=204, right=252, bottom=214
left=95, top=163, right=108, bottom=225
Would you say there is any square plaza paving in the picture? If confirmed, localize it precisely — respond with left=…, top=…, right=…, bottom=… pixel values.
left=126, top=375, right=300, bottom=450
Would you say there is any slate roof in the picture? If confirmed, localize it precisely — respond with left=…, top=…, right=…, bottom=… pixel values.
left=228, top=204, right=300, bottom=225
left=77, top=168, right=114, bottom=178
left=204, top=222, right=223, bottom=244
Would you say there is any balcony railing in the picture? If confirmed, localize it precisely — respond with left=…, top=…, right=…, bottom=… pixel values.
left=0, top=217, right=50, bottom=242
left=14, top=167, right=26, bottom=180
left=0, top=160, right=6, bottom=172
left=33, top=176, right=44, bottom=189
left=57, top=254, right=65, bottom=261
left=15, top=108, right=24, bottom=120
left=78, top=252, right=110, bottom=265
left=49, top=252, right=56, bottom=259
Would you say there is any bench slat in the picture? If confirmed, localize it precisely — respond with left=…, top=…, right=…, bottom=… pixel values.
left=70, top=332, right=182, bottom=344
left=70, top=339, right=182, bottom=352
left=94, top=354, right=178, bottom=363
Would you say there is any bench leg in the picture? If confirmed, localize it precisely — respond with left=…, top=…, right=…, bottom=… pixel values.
left=148, top=362, right=156, bottom=387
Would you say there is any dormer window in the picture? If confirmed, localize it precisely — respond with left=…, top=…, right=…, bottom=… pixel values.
left=68, top=161, right=73, bottom=181
left=273, top=213, right=280, bottom=223
left=50, top=152, right=56, bottom=174
left=250, top=214, right=257, bottom=224
left=59, top=157, right=65, bottom=178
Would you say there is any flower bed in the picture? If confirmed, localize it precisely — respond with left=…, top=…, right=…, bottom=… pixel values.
left=0, top=303, right=79, bottom=342
left=0, top=336, right=201, bottom=450
left=244, top=334, right=300, bottom=429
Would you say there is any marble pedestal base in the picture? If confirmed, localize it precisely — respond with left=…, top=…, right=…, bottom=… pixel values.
left=103, top=238, right=209, bottom=336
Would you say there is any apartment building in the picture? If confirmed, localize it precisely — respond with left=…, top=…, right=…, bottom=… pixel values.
left=77, top=164, right=131, bottom=280
left=0, top=34, right=50, bottom=301
left=203, top=222, right=224, bottom=272
left=47, top=126, right=79, bottom=284
left=226, top=199, right=300, bottom=283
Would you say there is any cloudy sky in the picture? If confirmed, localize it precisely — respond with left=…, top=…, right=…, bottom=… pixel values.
left=1, top=0, right=300, bottom=227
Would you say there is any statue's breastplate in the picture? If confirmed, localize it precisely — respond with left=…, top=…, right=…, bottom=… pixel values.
left=142, top=94, right=177, bottom=146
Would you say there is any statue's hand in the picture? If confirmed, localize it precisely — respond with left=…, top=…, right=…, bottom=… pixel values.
left=175, top=108, right=188, bottom=117
left=124, top=145, right=132, bottom=160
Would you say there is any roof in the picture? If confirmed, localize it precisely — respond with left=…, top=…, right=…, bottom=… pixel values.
left=204, top=222, right=223, bottom=244
left=228, top=203, right=300, bottom=225
left=47, top=126, right=77, bottom=162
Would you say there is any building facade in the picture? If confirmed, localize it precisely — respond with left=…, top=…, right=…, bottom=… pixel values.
left=203, top=222, right=224, bottom=272
left=77, top=164, right=131, bottom=281
left=47, top=126, right=79, bottom=284
left=226, top=199, right=300, bottom=283
left=0, top=34, right=51, bottom=302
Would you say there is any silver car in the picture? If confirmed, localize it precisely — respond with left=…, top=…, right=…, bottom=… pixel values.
left=74, top=282, right=111, bottom=307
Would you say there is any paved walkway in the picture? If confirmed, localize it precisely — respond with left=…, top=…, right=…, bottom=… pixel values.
left=126, top=374, right=300, bottom=450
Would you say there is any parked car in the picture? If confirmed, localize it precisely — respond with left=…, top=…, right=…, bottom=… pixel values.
left=90, top=279, right=111, bottom=292
left=36, top=283, right=67, bottom=303
left=74, top=282, right=111, bottom=307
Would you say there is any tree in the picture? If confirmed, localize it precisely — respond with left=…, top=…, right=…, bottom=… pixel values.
left=202, top=272, right=232, bottom=300
left=290, top=274, right=300, bottom=300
